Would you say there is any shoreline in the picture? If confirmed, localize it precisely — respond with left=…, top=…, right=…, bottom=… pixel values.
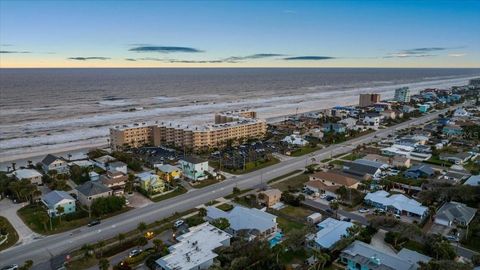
left=0, top=75, right=476, bottom=170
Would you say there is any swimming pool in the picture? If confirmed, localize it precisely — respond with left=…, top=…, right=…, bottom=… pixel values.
left=269, top=232, right=283, bottom=247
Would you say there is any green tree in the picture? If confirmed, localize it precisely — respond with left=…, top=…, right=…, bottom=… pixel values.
left=311, top=250, right=330, bottom=270
left=98, top=258, right=110, bottom=270
left=37, top=212, right=50, bottom=232
left=117, top=233, right=125, bottom=245
left=18, top=260, right=34, bottom=270
left=198, top=208, right=207, bottom=217
left=137, top=222, right=147, bottom=233
left=211, top=218, right=230, bottom=230
left=153, top=239, right=165, bottom=252
left=329, top=201, right=339, bottom=219
left=56, top=205, right=65, bottom=224
left=137, top=236, right=148, bottom=248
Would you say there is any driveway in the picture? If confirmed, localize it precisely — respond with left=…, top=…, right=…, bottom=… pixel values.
left=370, top=229, right=396, bottom=254
left=0, top=199, right=41, bottom=246
left=127, top=192, right=153, bottom=208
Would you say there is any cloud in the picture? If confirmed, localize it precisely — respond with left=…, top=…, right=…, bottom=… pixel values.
left=125, top=58, right=137, bottom=61
left=223, top=53, right=284, bottom=62
left=448, top=53, right=466, bottom=57
left=283, top=56, right=335, bottom=60
left=68, top=57, right=111, bottom=61
left=127, top=53, right=284, bottom=64
left=0, top=50, right=30, bottom=54
left=385, top=47, right=463, bottom=58
left=129, top=46, right=203, bottom=53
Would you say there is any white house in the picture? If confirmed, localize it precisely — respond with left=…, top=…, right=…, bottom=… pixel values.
left=362, top=114, right=383, bottom=127
left=107, top=161, right=128, bottom=174
left=282, top=133, right=309, bottom=146
left=13, top=169, right=43, bottom=185
left=93, top=155, right=116, bottom=171
left=155, top=223, right=232, bottom=270
left=453, top=107, right=470, bottom=118
left=41, top=154, right=69, bottom=174
left=339, top=117, right=358, bottom=130
left=364, top=191, right=428, bottom=219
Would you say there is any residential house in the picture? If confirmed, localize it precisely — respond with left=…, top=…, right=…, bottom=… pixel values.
left=442, top=124, right=464, bottom=136
left=100, top=170, right=127, bottom=195
left=340, top=240, right=431, bottom=270
left=464, top=175, right=480, bottom=186
left=418, top=104, right=430, bottom=113
left=306, top=171, right=360, bottom=198
left=404, top=165, right=434, bottom=179
left=137, top=171, right=165, bottom=194
left=305, top=128, right=324, bottom=140
left=93, top=155, right=117, bottom=171
left=13, top=169, right=43, bottom=185
left=434, top=201, right=477, bottom=227
left=41, top=154, right=69, bottom=174
left=306, top=218, right=353, bottom=250
left=439, top=152, right=472, bottom=165
left=402, top=105, right=416, bottom=113
left=439, top=169, right=471, bottom=184
left=453, top=107, right=470, bottom=118
left=282, top=133, right=309, bottom=146
left=206, top=206, right=277, bottom=238
left=155, top=164, right=182, bottom=182
left=364, top=191, right=428, bottom=219
left=373, top=102, right=391, bottom=112
left=89, top=171, right=100, bottom=181
left=179, top=156, right=209, bottom=181
left=70, top=160, right=94, bottom=168
left=322, top=123, right=346, bottom=134
left=41, top=190, right=76, bottom=217
left=380, top=110, right=398, bottom=120
left=258, top=189, right=282, bottom=207
left=343, top=159, right=385, bottom=180
left=155, top=223, right=232, bottom=270
left=362, top=113, right=382, bottom=127
left=363, top=154, right=411, bottom=168
left=339, top=118, right=358, bottom=130
left=76, top=181, right=112, bottom=207
left=107, top=161, right=128, bottom=174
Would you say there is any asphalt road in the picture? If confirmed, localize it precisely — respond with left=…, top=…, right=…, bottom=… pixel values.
left=0, top=106, right=457, bottom=269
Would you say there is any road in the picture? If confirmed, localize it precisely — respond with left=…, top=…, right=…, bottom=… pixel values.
left=0, top=106, right=456, bottom=269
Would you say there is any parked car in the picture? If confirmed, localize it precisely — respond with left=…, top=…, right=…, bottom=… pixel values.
left=1, top=265, right=18, bottom=270
left=129, top=249, right=142, bottom=258
left=358, top=208, right=369, bottom=213
left=325, top=196, right=335, bottom=202
left=445, top=235, right=459, bottom=242
left=174, top=219, right=185, bottom=228
left=342, top=217, right=352, bottom=222
left=325, top=209, right=334, bottom=215
left=394, top=214, right=401, bottom=219
left=87, top=219, right=101, bottom=227
left=319, top=194, right=327, bottom=199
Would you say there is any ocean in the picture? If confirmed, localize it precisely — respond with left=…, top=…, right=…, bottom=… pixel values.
left=1, top=68, right=479, bottom=166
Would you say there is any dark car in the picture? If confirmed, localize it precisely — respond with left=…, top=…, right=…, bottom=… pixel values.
left=342, top=217, right=352, bottom=222
left=325, top=196, right=335, bottom=201
left=325, top=209, right=334, bottom=215
left=87, top=219, right=101, bottom=227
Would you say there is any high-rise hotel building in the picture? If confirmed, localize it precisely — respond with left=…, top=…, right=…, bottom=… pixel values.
left=110, top=110, right=267, bottom=151
left=394, top=87, right=411, bottom=103
left=359, top=93, right=381, bottom=107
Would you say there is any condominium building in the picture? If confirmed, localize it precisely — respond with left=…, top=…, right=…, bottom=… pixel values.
left=110, top=110, right=267, bottom=151
left=359, top=93, right=381, bottom=107
left=394, top=87, right=411, bottom=103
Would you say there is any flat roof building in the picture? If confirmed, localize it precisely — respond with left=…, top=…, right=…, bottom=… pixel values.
left=359, top=93, right=381, bottom=107
left=155, top=222, right=232, bottom=270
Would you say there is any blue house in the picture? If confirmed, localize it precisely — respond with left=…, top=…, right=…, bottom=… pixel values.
left=41, top=190, right=76, bottom=216
left=442, top=125, right=463, bottom=136
left=322, top=123, right=346, bottom=134
left=340, top=241, right=431, bottom=270
left=437, top=118, right=451, bottom=126
left=404, top=164, right=434, bottom=179
left=418, top=104, right=430, bottom=113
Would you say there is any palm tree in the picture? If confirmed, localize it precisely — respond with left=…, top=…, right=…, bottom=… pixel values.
left=117, top=233, right=125, bottom=245
left=81, top=244, right=93, bottom=259
left=98, top=258, right=109, bottom=270
left=56, top=206, right=65, bottom=224
left=153, top=239, right=165, bottom=252
left=27, top=160, right=33, bottom=168
left=137, top=222, right=147, bottom=233
left=310, top=250, right=330, bottom=270
left=329, top=201, right=339, bottom=219
left=97, top=240, right=105, bottom=258
left=19, top=260, right=34, bottom=270
left=11, top=162, right=16, bottom=171
left=198, top=208, right=207, bottom=217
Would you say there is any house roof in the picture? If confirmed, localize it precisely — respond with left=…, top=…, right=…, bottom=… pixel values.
left=136, top=171, right=160, bottom=182
left=310, top=171, right=359, bottom=187
left=206, top=206, right=277, bottom=234
left=76, top=181, right=111, bottom=197
left=181, top=156, right=208, bottom=164
left=108, top=161, right=127, bottom=167
left=305, top=180, right=339, bottom=193
left=94, top=155, right=116, bottom=164
left=101, top=171, right=127, bottom=186
left=13, top=169, right=42, bottom=179
left=436, top=201, right=477, bottom=225
left=343, top=161, right=382, bottom=177
left=312, top=218, right=353, bottom=249
left=42, top=190, right=75, bottom=207
left=397, top=248, right=432, bottom=266
left=260, top=189, right=281, bottom=198
left=439, top=152, right=471, bottom=160
left=41, top=154, right=64, bottom=166
left=365, top=191, right=427, bottom=216
left=156, top=164, right=180, bottom=173
left=464, top=175, right=480, bottom=186
left=407, top=164, right=434, bottom=175
left=341, top=240, right=417, bottom=270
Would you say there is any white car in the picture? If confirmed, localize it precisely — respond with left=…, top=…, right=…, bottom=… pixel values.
left=129, top=249, right=142, bottom=258
left=1, top=265, right=18, bottom=270
left=319, top=194, right=327, bottom=199
left=358, top=208, right=369, bottom=213
left=174, top=220, right=185, bottom=228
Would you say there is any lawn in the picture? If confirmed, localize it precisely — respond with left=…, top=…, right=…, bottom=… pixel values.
left=267, top=170, right=303, bottom=184
left=272, top=174, right=310, bottom=191
left=214, top=157, right=280, bottom=175
left=0, top=216, right=19, bottom=251
left=321, top=158, right=332, bottom=163
left=277, top=216, right=305, bottom=234
left=341, top=153, right=365, bottom=161
left=279, top=206, right=313, bottom=219
left=151, top=186, right=187, bottom=202
left=190, top=178, right=223, bottom=189
left=216, top=203, right=234, bottom=211
left=18, top=204, right=91, bottom=235
left=224, top=188, right=253, bottom=199
left=290, top=145, right=322, bottom=157
left=330, top=160, right=345, bottom=166
left=66, top=256, right=98, bottom=270
left=423, top=155, right=453, bottom=167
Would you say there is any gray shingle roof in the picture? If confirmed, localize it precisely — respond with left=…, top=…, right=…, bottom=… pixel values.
left=76, top=181, right=111, bottom=197
left=343, top=161, right=380, bottom=177
left=436, top=201, right=477, bottom=225
left=42, top=190, right=74, bottom=207
left=41, top=154, right=62, bottom=166
left=181, top=156, right=207, bottom=164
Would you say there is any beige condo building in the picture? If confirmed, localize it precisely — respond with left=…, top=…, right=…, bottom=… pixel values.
left=110, top=110, right=267, bottom=152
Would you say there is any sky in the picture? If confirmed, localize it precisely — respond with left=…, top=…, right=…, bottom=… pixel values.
left=1, top=0, right=479, bottom=68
